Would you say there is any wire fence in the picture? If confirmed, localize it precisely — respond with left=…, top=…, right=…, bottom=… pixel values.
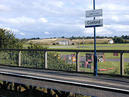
left=0, top=49, right=129, bottom=76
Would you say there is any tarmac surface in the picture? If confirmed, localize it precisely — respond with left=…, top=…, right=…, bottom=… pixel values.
left=0, top=65, right=129, bottom=97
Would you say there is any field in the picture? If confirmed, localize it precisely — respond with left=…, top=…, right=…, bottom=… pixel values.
left=24, top=41, right=129, bottom=50
left=47, top=44, right=129, bottom=50
left=24, top=38, right=129, bottom=50
left=26, top=38, right=113, bottom=46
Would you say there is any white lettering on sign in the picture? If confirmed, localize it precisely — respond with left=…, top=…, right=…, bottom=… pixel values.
left=85, top=19, right=103, bottom=28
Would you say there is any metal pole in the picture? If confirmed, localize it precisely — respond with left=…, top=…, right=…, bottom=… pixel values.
left=93, top=0, right=98, bottom=76
left=120, top=52, right=124, bottom=76
left=76, top=52, right=80, bottom=72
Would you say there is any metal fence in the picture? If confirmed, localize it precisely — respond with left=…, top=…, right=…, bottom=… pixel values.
left=0, top=49, right=129, bottom=76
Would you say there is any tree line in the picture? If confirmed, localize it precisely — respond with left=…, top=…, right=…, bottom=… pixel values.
left=49, top=36, right=129, bottom=43
left=69, top=36, right=129, bottom=43
left=113, top=36, right=129, bottom=43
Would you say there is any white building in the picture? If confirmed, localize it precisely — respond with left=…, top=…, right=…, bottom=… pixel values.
left=57, top=40, right=70, bottom=45
left=108, top=40, right=114, bottom=44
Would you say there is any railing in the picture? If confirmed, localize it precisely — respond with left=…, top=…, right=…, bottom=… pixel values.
left=0, top=49, right=129, bottom=76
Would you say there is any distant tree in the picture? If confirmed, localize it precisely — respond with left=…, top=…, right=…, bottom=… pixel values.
left=27, top=43, right=47, bottom=49
left=61, top=36, right=65, bottom=38
left=113, top=36, right=123, bottom=43
left=125, top=64, right=129, bottom=75
left=122, top=35, right=129, bottom=40
left=0, top=28, right=23, bottom=48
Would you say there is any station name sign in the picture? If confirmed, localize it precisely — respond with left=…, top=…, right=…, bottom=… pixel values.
left=86, top=9, right=102, bottom=18
left=85, top=9, right=103, bottom=28
left=85, top=19, right=103, bottom=28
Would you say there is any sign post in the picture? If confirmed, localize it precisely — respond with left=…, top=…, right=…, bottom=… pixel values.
left=93, top=0, right=97, bottom=76
left=85, top=0, right=103, bottom=76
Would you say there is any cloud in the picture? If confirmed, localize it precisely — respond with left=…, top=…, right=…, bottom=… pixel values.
left=32, top=0, right=64, bottom=15
left=0, top=0, right=129, bottom=38
left=52, top=1, right=64, bottom=8
left=1, top=27, right=26, bottom=37
left=0, top=4, right=10, bottom=11
left=44, top=32, right=50, bottom=35
left=0, top=16, right=36, bottom=25
left=39, top=18, right=48, bottom=23
left=104, top=15, right=129, bottom=25
left=96, top=27, right=113, bottom=36
left=111, top=16, right=119, bottom=22
left=9, top=16, right=35, bottom=24
left=19, top=32, right=25, bottom=36
left=2, top=27, right=19, bottom=33
left=83, top=25, right=114, bottom=36
left=111, top=24, right=129, bottom=31
left=83, top=28, right=93, bottom=35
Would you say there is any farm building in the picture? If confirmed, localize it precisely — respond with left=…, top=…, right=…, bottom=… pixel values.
left=53, top=39, right=74, bottom=45
left=56, top=40, right=69, bottom=45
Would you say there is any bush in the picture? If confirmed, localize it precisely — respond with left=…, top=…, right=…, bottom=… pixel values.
left=0, top=28, right=23, bottom=49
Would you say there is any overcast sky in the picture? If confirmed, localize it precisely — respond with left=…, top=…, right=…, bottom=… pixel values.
left=0, top=0, right=129, bottom=39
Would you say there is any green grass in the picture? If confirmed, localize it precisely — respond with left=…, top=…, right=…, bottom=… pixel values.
left=47, top=44, right=129, bottom=60
left=46, top=43, right=129, bottom=50
left=80, top=61, right=123, bottom=75
left=23, top=43, right=129, bottom=50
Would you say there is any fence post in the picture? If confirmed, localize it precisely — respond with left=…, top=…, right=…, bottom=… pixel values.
left=44, top=51, right=48, bottom=69
left=18, top=51, right=21, bottom=67
left=120, top=52, right=124, bottom=76
left=76, top=52, right=80, bottom=72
